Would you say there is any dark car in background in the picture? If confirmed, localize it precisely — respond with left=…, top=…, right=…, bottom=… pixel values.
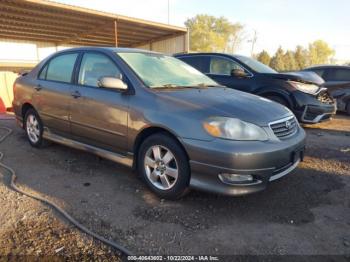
left=175, top=53, right=336, bottom=124
left=13, top=47, right=306, bottom=199
left=303, top=65, right=350, bottom=115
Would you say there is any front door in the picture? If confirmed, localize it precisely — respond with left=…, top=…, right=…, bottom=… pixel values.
left=207, top=56, right=254, bottom=92
left=70, top=52, right=129, bottom=154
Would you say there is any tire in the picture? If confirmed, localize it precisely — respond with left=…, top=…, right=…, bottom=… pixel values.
left=347, top=101, right=350, bottom=116
left=137, top=133, right=190, bottom=200
left=24, top=108, right=47, bottom=148
left=265, top=95, right=289, bottom=108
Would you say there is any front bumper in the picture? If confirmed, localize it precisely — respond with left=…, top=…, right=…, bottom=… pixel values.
left=292, top=90, right=336, bottom=124
left=182, top=127, right=306, bottom=196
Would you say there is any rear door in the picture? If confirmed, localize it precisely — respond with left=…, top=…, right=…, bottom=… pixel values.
left=34, top=52, right=79, bottom=136
left=206, top=56, right=254, bottom=92
left=69, top=51, right=129, bottom=154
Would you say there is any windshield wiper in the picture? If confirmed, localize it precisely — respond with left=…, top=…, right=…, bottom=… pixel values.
left=151, top=83, right=221, bottom=89
left=195, top=83, right=221, bottom=88
left=151, top=84, right=183, bottom=89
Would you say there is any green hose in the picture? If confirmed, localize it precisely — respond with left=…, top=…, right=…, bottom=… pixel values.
left=0, top=124, right=133, bottom=258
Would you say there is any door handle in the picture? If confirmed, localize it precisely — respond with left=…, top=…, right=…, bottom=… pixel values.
left=34, top=84, right=42, bottom=91
left=71, top=90, right=82, bottom=99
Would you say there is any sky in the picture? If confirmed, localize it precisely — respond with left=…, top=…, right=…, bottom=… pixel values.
left=55, top=0, right=350, bottom=61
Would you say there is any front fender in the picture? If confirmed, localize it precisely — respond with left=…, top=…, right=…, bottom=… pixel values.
left=255, top=87, right=294, bottom=108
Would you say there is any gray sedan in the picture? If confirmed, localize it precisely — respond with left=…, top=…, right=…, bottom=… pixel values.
left=12, top=47, right=306, bottom=199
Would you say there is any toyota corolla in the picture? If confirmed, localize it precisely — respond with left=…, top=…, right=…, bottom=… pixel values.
left=13, top=47, right=306, bottom=199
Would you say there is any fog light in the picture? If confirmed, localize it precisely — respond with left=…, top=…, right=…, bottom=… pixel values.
left=218, top=173, right=254, bottom=185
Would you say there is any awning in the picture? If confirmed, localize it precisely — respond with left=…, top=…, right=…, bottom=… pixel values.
left=0, top=0, right=188, bottom=47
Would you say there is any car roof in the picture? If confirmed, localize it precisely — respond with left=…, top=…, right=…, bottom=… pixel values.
left=305, top=65, right=350, bottom=70
left=175, top=52, right=244, bottom=59
left=54, top=46, right=161, bottom=55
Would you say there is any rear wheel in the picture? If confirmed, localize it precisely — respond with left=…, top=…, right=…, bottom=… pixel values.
left=137, top=133, right=190, bottom=200
left=24, top=109, right=46, bottom=148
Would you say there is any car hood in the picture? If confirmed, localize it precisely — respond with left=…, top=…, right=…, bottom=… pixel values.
left=155, top=87, right=292, bottom=126
left=262, top=71, right=324, bottom=85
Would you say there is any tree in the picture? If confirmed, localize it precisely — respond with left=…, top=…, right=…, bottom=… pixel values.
left=256, top=50, right=271, bottom=65
left=270, top=47, right=286, bottom=71
left=308, top=40, right=335, bottom=65
left=294, top=45, right=309, bottom=70
left=283, top=50, right=298, bottom=71
left=185, top=14, right=244, bottom=52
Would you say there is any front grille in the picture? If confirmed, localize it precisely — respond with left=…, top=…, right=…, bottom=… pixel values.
left=270, top=117, right=298, bottom=139
left=317, top=91, right=334, bottom=104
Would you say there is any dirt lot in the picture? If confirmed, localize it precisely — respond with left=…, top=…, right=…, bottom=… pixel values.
left=0, top=114, right=349, bottom=260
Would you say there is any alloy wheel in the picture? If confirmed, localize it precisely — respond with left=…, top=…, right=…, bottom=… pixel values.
left=26, top=114, right=40, bottom=144
left=144, top=145, right=178, bottom=190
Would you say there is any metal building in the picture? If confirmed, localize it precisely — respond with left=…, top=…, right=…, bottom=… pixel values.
left=0, top=0, right=189, bottom=109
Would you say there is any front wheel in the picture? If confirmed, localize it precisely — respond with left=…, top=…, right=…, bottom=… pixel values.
left=137, top=133, right=190, bottom=200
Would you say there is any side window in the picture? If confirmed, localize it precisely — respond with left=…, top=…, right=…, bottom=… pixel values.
left=38, top=64, right=48, bottom=80
left=179, top=56, right=209, bottom=73
left=78, top=53, right=121, bottom=87
left=210, top=57, right=243, bottom=75
left=328, top=69, right=350, bottom=81
left=45, top=53, right=78, bottom=83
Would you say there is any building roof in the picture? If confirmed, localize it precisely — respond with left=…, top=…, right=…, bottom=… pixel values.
left=0, top=0, right=187, bottom=47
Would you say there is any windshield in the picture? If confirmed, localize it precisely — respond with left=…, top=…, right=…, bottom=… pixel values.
left=235, top=55, right=277, bottom=74
left=116, top=52, right=219, bottom=88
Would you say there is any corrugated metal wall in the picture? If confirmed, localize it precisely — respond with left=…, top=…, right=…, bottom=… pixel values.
left=135, top=34, right=188, bottom=54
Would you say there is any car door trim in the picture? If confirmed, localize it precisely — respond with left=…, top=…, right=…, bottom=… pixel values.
left=40, top=112, right=70, bottom=122
left=69, top=119, right=126, bottom=137
left=43, top=128, right=133, bottom=167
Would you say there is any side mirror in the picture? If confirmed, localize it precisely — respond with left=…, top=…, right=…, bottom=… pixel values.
left=98, top=76, right=128, bottom=91
left=231, top=69, right=249, bottom=78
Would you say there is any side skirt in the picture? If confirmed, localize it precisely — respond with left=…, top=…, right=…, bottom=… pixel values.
left=43, top=129, right=133, bottom=168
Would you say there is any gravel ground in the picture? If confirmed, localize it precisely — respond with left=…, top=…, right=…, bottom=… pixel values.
left=0, top=114, right=349, bottom=260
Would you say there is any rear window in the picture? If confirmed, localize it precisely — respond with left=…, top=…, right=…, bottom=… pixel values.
left=328, top=69, right=350, bottom=81
left=41, top=53, right=78, bottom=83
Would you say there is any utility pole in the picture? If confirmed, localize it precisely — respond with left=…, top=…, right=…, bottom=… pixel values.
left=249, top=30, right=258, bottom=57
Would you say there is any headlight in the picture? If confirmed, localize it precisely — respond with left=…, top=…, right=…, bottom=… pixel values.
left=288, top=81, right=319, bottom=94
left=203, top=117, right=268, bottom=141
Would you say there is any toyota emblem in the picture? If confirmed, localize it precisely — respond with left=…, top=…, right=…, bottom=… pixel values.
left=285, top=120, right=291, bottom=129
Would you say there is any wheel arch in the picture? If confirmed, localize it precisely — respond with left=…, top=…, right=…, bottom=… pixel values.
left=21, top=103, right=36, bottom=123
left=257, top=89, right=293, bottom=109
left=132, top=126, right=189, bottom=170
